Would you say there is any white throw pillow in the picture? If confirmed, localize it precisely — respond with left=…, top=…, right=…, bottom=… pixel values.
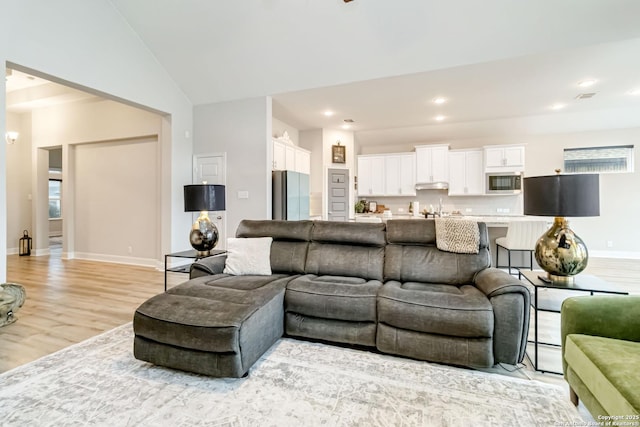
left=223, top=237, right=273, bottom=275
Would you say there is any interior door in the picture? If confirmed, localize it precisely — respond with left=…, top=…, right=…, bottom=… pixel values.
left=327, top=168, right=349, bottom=222
left=194, top=154, right=227, bottom=249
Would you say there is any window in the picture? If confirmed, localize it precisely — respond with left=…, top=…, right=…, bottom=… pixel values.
left=564, top=145, right=634, bottom=174
left=49, top=179, right=62, bottom=219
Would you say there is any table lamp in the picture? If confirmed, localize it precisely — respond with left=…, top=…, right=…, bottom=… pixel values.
left=523, top=171, right=599, bottom=284
left=184, top=184, right=225, bottom=255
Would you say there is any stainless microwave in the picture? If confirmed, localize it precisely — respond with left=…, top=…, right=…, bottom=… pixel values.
left=486, top=172, right=522, bottom=194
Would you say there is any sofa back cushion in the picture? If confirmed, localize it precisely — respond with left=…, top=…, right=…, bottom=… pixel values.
left=305, top=221, right=386, bottom=281
left=236, top=220, right=313, bottom=274
left=384, top=219, right=491, bottom=285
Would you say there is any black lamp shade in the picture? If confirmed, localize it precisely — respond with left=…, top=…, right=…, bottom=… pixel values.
left=524, top=174, right=599, bottom=217
left=184, top=185, right=226, bottom=212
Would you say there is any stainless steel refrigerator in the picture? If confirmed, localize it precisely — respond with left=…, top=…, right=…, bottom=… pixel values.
left=272, top=170, right=310, bottom=220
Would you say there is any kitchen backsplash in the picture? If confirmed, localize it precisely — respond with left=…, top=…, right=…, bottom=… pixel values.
left=358, top=191, right=524, bottom=216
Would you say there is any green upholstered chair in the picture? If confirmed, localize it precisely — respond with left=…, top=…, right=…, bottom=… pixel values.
left=561, top=295, right=640, bottom=419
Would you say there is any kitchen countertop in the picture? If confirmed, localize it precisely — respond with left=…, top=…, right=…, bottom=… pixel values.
left=354, top=213, right=529, bottom=227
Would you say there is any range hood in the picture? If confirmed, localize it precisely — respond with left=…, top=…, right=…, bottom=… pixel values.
left=415, top=182, right=449, bottom=190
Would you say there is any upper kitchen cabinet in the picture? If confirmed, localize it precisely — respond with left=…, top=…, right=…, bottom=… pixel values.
left=385, top=153, right=416, bottom=196
left=415, top=144, right=449, bottom=185
left=484, top=145, right=525, bottom=171
left=272, top=138, right=311, bottom=174
left=357, top=153, right=415, bottom=196
left=357, top=155, right=386, bottom=196
left=448, top=149, right=484, bottom=196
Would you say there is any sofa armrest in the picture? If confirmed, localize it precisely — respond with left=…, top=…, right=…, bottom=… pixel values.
left=474, top=268, right=531, bottom=365
left=561, top=295, right=640, bottom=374
left=189, top=255, right=227, bottom=279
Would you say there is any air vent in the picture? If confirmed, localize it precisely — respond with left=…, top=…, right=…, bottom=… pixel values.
left=575, top=92, right=596, bottom=100
left=343, top=119, right=354, bottom=123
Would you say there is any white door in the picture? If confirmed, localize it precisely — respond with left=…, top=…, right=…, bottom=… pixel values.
left=194, top=154, right=227, bottom=249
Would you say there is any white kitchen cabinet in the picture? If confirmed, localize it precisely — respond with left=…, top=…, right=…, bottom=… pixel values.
left=272, top=139, right=310, bottom=174
left=484, top=145, right=525, bottom=170
left=385, top=153, right=416, bottom=196
left=273, top=140, right=286, bottom=170
left=415, top=144, right=449, bottom=183
left=357, top=155, right=386, bottom=196
left=448, top=149, right=484, bottom=196
left=295, top=148, right=310, bottom=174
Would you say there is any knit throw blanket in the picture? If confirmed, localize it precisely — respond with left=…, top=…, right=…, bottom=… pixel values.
left=435, top=218, right=480, bottom=254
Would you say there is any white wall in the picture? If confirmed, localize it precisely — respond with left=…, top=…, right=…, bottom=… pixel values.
left=193, top=97, right=272, bottom=237
left=5, top=112, right=32, bottom=254
left=24, top=100, right=163, bottom=265
left=322, top=129, right=355, bottom=220
left=272, top=117, right=299, bottom=145
left=299, top=128, right=356, bottom=220
left=0, top=0, right=193, bottom=281
left=74, top=138, right=158, bottom=264
left=300, top=129, right=323, bottom=217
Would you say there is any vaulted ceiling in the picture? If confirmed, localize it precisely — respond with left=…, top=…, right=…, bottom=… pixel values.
left=10, top=1, right=640, bottom=145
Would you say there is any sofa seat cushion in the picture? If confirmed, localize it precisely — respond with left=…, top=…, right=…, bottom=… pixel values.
left=285, top=274, right=382, bottom=322
left=564, top=334, right=640, bottom=416
left=134, top=275, right=290, bottom=353
left=377, top=281, right=494, bottom=338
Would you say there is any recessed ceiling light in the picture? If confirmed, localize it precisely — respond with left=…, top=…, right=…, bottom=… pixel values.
left=628, top=88, right=640, bottom=96
left=550, top=103, right=566, bottom=110
left=577, top=79, right=597, bottom=88
left=432, top=97, right=447, bottom=105
left=323, top=110, right=334, bottom=117
left=434, top=115, right=446, bottom=122
left=341, top=124, right=352, bottom=129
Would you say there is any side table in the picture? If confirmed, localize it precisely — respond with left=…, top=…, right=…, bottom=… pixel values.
left=519, top=270, right=628, bottom=374
left=164, top=249, right=226, bottom=291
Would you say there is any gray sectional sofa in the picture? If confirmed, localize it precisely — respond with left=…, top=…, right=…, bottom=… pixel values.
left=133, top=219, right=530, bottom=377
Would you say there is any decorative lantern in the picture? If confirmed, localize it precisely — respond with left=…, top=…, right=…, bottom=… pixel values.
left=19, top=230, right=32, bottom=256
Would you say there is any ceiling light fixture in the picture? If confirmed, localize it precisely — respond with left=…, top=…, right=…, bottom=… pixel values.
left=434, top=115, right=446, bottom=122
left=628, top=88, right=640, bottom=96
left=550, top=103, right=566, bottom=111
left=323, top=110, right=335, bottom=117
left=341, top=124, right=352, bottom=130
left=5, top=131, right=19, bottom=144
left=432, top=97, right=447, bottom=105
left=577, top=79, right=597, bottom=88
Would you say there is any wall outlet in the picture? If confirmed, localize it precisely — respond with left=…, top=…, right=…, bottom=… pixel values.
left=607, top=241, right=613, bottom=248
left=465, top=208, right=473, bottom=213
left=238, top=191, right=249, bottom=199
left=127, top=246, right=133, bottom=254
left=496, top=208, right=503, bottom=213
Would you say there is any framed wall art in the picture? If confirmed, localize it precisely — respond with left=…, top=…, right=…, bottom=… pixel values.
left=332, top=143, right=346, bottom=164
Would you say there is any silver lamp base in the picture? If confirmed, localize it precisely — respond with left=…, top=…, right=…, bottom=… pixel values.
left=534, top=217, right=589, bottom=285
left=189, top=211, right=219, bottom=256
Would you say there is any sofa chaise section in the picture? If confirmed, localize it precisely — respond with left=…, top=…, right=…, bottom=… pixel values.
left=133, top=220, right=313, bottom=377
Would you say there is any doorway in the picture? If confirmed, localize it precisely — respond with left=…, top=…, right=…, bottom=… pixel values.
left=48, top=147, right=63, bottom=254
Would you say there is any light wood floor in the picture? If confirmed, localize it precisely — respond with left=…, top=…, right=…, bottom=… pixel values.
left=1, top=250, right=186, bottom=373
left=1, top=250, right=638, bottom=380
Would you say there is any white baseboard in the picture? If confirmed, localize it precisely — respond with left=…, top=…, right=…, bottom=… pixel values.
left=590, top=250, right=640, bottom=260
left=7, top=247, right=18, bottom=255
left=72, top=252, right=159, bottom=268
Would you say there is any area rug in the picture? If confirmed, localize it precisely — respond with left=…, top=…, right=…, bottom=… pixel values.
left=0, top=324, right=583, bottom=426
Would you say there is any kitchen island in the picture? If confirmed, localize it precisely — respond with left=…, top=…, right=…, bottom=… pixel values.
left=353, top=213, right=543, bottom=269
